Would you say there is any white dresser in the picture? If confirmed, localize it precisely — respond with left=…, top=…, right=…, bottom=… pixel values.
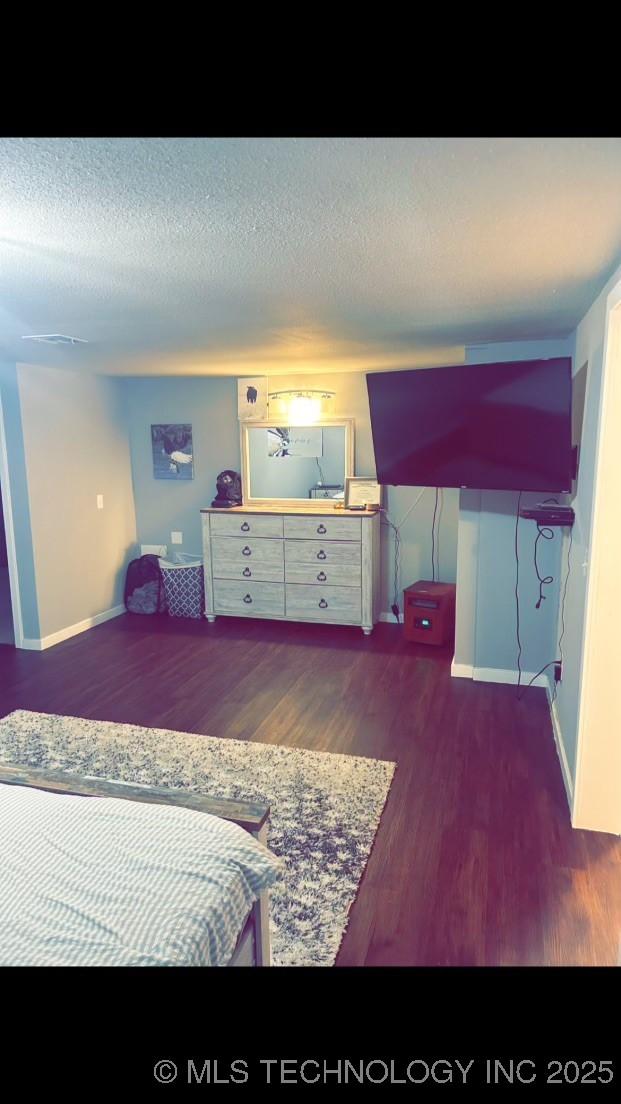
left=201, top=505, right=381, bottom=635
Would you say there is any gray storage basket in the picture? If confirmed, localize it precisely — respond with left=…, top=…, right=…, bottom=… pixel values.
left=159, top=554, right=205, bottom=619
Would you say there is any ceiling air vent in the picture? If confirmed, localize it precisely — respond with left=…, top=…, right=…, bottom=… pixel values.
left=21, top=334, right=88, bottom=345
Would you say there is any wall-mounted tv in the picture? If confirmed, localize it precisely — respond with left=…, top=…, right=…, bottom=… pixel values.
left=366, top=358, right=573, bottom=493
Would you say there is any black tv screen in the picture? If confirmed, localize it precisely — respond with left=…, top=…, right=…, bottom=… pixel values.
left=366, top=358, right=573, bottom=493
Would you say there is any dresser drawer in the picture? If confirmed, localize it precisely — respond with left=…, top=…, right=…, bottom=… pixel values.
left=211, top=513, right=284, bottom=538
left=286, top=584, right=361, bottom=623
left=285, top=562, right=361, bottom=587
left=285, top=539, right=361, bottom=566
left=212, top=535, right=284, bottom=573
left=213, top=580, right=285, bottom=616
left=283, top=516, right=361, bottom=541
left=213, top=561, right=284, bottom=583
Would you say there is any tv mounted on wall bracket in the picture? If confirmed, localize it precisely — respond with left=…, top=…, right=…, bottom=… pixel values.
left=366, top=358, right=574, bottom=494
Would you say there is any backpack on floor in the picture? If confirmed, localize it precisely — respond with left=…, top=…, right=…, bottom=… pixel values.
left=124, top=554, right=167, bottom=614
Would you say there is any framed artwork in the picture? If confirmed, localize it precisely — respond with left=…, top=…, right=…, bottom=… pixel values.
left=238, top=377, right=268, bottom=420
left=151, top=424, right=194, bottom=480
left=344, top=475, right=382, bottom=509
left=267, top=427, right=323, bottom=458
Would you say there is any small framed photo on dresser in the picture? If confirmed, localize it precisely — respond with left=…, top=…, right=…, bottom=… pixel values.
left=344, top=476, right=383, bottom=510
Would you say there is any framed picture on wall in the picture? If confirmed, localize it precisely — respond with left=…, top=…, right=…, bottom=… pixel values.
left=151, top=424, right=194, bottom=480
left=238, top=377, right=268, bottom=420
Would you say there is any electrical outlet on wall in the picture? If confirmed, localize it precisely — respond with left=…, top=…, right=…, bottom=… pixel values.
left=96, top=494, right=104, bottom=510
left=171, top=532, right=183, bottom=545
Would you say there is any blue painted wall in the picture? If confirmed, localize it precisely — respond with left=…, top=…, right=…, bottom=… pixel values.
left=123, top=376, right=239, bottom=558
left=460, top=338, right=574, bottom=677
left=122, top=370, right=460, bottom=613
left=0, top=362, right=40, bottom=638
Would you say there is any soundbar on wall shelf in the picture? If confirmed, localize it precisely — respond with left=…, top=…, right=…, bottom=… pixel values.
left=519, top=505, right=575, bottom=526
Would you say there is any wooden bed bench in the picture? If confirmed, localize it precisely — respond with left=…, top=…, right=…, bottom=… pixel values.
left=0, top=763, right=273, bottom=967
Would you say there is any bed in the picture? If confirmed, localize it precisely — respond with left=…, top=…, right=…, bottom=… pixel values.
left=0, top=763, right=280, bottom=967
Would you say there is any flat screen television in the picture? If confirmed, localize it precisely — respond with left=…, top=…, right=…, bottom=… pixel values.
left=366, top=358, right=573, bottom=493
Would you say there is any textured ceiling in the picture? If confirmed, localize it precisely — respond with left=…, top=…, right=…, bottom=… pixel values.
left=2, top=136, right=621, bottom=376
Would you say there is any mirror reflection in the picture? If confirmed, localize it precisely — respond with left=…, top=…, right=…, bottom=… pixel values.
left=247, top=425, right=346, bottom=500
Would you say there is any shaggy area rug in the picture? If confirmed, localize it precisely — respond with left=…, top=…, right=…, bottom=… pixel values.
left=0, top=710, right=395, bottom=967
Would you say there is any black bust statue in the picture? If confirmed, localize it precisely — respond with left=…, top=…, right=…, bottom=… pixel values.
left=211, top=469, right=242, bottom=508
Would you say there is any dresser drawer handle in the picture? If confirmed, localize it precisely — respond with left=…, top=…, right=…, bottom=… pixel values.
left=242, top=546, right=252, bottom=556
left=242, top=567, right=252, bottom=577
left=243, top=593, right=253, bottom=604
left=318, top=598, right=328, bottom=608
left=240, top=521, right=250, bottom=532
left=317, top=550, right=327, bottom=561
left=317, top=571, right=327, bottom=582
left=317, top=523, right=327, bottom=534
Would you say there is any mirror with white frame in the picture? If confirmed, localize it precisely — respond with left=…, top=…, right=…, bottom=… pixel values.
left=241, top=419, right=354, bottom=505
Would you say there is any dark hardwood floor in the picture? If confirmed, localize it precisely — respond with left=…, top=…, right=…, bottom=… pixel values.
left=1, top=614, right=619, bottom=966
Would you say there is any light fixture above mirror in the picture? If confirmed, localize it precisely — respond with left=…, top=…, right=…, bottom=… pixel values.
left=268, top=389, right=336, bottom=424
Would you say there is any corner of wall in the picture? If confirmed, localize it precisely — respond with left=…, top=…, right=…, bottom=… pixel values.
left=0, top=361, right=41, bottom=641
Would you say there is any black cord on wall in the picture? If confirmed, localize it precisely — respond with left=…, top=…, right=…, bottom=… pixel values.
left=436, top=488, right=443, bottom=581
left=393, top=525, right=401, bottom=619
left=381, top=512, right=402, bottom=621
left=431, top=487, right=439, bottom=582
left=381, top=488, right=429, bottom=622
left=534, top=524, right=555, bottom=608
left=515, top=495, right=573, bottom=702
left=520, top=660, right=559, bottom=697
left=533, top=497, right=559, bottom=610
left=553, top=526, right=573, bottom=702
left=515, top=490, right=523, bottom=692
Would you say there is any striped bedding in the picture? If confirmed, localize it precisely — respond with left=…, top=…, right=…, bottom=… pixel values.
left=0, top=782, right=281, bottom=966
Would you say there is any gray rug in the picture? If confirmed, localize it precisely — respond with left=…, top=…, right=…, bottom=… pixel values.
left=0, top=710, right=395, bottom=967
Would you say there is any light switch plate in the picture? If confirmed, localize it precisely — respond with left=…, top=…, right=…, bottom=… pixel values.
left=96, top=494, right=104, bottom=510
left=171, top=531, right=183, bottom=545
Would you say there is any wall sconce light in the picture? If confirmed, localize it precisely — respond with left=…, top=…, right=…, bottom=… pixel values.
left=268, top=390, right=335, bottom=424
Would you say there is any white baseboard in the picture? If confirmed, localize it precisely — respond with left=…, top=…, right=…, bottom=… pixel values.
left=451, top=660, right=474, bottom=678
left=547, top=686, right=574, bottom=814
left=450, top=663, right=550, bottom=688
left=18, top=637, right=44, bottom=651
left=20, top=604, right=126, bottom=651
left=379, top=611, right=404, bottom=624
left=473, top=666, right=550, bottom=688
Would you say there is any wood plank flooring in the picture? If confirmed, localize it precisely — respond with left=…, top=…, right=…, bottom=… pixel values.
left=1, top=613, right=619, bottom=966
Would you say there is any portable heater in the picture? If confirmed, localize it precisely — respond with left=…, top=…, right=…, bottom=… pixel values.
left=403, top=580, right=456, bottom=646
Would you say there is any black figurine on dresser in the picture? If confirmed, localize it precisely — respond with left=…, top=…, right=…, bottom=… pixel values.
left=211, top=470, right=242, bottom=508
